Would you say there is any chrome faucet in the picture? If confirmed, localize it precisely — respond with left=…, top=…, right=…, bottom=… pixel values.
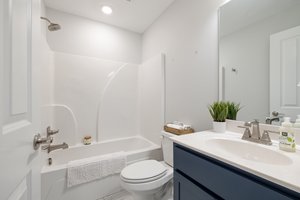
left=265, top=116, right=280, bottom=124
left=47, top=126, right=59, bottom=137
left=250, top=120, right=261, bottom=139
left=238, top=120, right=272, bottom=145
left=266, top=111, right=283, bottom=124
left=42, top=142, right=69, bottom=153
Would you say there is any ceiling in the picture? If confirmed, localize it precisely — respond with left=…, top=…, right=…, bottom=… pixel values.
left=220, top=0, right=300, bottom=37
left=44, top=0, right=175, bottom=33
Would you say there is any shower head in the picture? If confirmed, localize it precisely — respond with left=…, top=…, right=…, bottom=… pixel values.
left=40, top=17, right=61, bottom=31
left=48, top=23, right=61, bottom=31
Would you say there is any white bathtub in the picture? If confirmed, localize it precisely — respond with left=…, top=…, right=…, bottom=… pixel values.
left=41, top=136, right=162, bottom=200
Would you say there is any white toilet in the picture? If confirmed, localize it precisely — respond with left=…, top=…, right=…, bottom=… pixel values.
left=120, top=131, right=175, bottom=200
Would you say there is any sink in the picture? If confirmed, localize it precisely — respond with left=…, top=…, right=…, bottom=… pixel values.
left=206, top=138, right=293, bottom=165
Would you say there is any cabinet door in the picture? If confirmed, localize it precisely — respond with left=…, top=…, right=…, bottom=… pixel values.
left=174, top=172, right=218, bottom=200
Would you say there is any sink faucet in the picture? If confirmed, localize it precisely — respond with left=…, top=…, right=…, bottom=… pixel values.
left=238, top=120, right=273, bottom=145
left=250, top=120, right=261, bottom=139
left=42, top=142, right=69, bottom=153
left=265, top=117, right=280, bottom=124
left=266, top=111, right=283, bottom=124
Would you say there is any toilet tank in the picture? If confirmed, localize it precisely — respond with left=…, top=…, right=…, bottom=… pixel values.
left=161, top=131, right=176, bottom=167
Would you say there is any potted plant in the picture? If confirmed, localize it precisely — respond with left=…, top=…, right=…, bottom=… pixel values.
left=208, top=101, right=228, bottom=133
left=226, top=102, right=241, bottom=120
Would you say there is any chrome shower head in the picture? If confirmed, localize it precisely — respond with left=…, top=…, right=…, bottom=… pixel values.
left=48, top=23, right=61, bottom=31
left=40, top=17, right=61, bottom=31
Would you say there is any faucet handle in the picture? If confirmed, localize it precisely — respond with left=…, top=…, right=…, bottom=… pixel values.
left=47, top=126, right=59, bottom=137
left=238, top=126, right=251, bottom=139
left=261, top=130, right=273, bottom=145
left=33, top=134, right=53, bottom=150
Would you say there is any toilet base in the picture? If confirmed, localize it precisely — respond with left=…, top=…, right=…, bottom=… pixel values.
left=127, top=180, right=173, bottom=200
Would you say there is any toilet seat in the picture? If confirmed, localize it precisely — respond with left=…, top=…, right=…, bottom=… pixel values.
left=121, top=160, right=167, bottom=183
left=120, top=160, right=173, bottom=192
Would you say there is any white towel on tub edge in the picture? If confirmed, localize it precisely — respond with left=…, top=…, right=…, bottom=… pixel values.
left=67, top=151, right=127, bottom=188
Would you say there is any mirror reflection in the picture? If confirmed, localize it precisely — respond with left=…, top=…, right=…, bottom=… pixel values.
left=219, top=0, right=300, bottom=124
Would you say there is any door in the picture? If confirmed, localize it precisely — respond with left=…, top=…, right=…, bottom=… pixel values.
left=174, top=172, right=217, bottom=200
left=270, top=26, right=300, bottom=121
left=0, top=0, right=41, bottom=199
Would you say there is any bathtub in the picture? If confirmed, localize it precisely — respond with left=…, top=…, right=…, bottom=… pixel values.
left=41, top=136, right=162, bottom=200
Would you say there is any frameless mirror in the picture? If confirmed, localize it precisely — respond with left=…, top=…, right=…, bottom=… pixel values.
left=219, top=0, right=300, bottom=124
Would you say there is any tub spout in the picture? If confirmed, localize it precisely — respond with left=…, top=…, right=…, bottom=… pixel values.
left=42, top=142, right=69, bottom=153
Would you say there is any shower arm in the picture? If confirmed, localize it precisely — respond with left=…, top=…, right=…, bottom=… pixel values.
left=40, top=17, right=51, bottom=24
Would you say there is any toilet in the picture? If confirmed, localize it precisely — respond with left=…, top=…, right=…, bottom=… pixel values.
left=120, top=131, right=175, bottom=200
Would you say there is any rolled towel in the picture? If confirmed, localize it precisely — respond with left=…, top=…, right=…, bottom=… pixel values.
left=166, top=124, right=183, bottom=130
left=183, top=124, right=192, bottom=130
left=67, top=151, right=126, bottom=188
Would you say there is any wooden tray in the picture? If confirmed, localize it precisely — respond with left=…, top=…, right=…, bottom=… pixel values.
left=164, top=125, right=194, bottom=135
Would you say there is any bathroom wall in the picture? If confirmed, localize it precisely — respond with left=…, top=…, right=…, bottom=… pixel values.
left=220, top=4, right=300, bottom=122
left=46, top=8, right=142, bottom=64
left=142, top=0, right=224, bottom=131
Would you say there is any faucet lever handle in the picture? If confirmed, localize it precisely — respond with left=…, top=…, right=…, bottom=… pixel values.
left=238, top=126, right=251, bottom=139
left=33, top=134, right=53, bottom=150
left=47, top=126, right=59, bottom=137
left=261, top=130, right=272, bottom=145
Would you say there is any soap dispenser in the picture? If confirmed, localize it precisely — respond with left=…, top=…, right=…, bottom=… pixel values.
left=279, top=117, right=296, bottom=152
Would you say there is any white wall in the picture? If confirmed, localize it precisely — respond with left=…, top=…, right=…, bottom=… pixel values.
left=220, top=4, right=300, bottom=122
left=46, top=8, right=142, bottom=64
left=142, top=0, right=224, bottom=131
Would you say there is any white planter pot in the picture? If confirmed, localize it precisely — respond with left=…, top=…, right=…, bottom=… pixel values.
left=213, top=121, right=226, bottom=133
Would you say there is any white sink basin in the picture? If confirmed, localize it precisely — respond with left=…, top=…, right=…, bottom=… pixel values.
left=206, top=138, right=293, bottom=165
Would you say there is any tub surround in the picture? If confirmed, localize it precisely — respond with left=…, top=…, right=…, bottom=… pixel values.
left=171, top=130, right=300, bottom=194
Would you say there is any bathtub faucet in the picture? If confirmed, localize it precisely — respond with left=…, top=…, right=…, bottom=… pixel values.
left=47, top=126, right=59, bottom=137
left=42, top=142, right=69, bottom=153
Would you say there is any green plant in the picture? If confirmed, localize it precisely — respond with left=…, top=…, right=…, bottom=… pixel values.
left=208, top=101, right=228, bottom=122
left=226, top=102, right=242, bottom=120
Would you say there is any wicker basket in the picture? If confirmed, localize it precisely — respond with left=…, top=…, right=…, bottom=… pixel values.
left=164, top=125, right=194, bottom=135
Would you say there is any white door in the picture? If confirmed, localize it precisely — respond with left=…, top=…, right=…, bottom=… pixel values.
left=0, top=0, right=41, bottom=199
left=270, top=25, right=300, bottom=121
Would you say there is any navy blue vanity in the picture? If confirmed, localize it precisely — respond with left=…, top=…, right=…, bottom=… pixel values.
left=173, top=144, right=300, bottom=200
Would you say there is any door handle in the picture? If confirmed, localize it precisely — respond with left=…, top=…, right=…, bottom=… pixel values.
left=33, top=134, right=53, bottom=150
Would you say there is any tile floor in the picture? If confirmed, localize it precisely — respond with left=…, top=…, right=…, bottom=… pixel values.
left=98, top=190, right=133, bottom=200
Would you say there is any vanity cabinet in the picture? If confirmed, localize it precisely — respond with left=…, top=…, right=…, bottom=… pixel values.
left=174, top=144, right=300, bottom=200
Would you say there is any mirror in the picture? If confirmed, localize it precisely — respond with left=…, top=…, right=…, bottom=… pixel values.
left=219, top=0, right=300, bottom=124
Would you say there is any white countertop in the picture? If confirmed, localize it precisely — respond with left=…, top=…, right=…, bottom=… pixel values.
left=171, top=131, right=300, bottom=193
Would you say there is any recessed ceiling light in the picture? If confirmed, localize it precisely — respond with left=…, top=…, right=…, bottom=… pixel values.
left=102, top=5, right=113, bottom=15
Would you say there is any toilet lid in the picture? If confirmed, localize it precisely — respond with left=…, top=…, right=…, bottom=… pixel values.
left=121, top=160, right=167, bottom=183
